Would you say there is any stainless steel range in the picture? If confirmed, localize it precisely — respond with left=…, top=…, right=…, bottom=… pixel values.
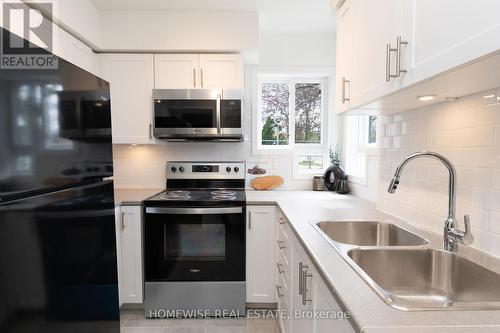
left=143, top=161, right=246, bottom=318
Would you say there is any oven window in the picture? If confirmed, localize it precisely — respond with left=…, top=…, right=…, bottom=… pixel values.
left=165, top=223, right=225, bottom=261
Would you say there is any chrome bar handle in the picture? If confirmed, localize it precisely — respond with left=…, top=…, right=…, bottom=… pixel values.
left=276, top=285, right=284, bottom=298
left=149, top=122, right=153, bottom=139
left=277, top=240, right=286, bottom=250
left=298, top=261, right=304, bottom=295
left=341, top=77, right=350, bottom=103
left=201, top=68, right=204, bottom=88
left=276, top=262, right=285, bottom=274
left=301, top=265, right=313, bottom=305
left=386, top=44, right=391, bottom=82
left=193, top=68, right=196, bottom=88
left=120, top=212, right=126, bottom=230
left=386, top=43, right=398, bottom=81
left=395, top=36, right=408, bottom=77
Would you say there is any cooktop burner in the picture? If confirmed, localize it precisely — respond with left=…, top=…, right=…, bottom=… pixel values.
left=144, top=161, right=246, bottom=207
left=159, top=190, right=192, bottom=200
left=146, top=189, right=245, bottom=206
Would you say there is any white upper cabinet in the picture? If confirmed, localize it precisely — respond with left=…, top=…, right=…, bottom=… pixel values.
left=335, top=0, right=355, bottom=114
left=154, top=54, right=243, bottom=89
left=154, top=54, right=199, bottom=89
left=336, top=0, right=500, bottom=113
left=350, top=0, right=405, bottom=107
left=101, top=54, right=155, bottom=144
left=198, top=54, right=244, bottom=89
left=403, top=0, right=500, bottom=85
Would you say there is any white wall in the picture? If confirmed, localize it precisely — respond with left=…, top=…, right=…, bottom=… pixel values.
left=374, top=88, right=500, bottom=258
left=113, top=31, right=337, bottom=190
left=99, top=11, right=259, bottom=52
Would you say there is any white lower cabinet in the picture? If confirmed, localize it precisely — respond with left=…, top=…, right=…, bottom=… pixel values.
left=275, top=208, right=356, bottom=333
left=116, top=205, right=144, bottom=304
left=246, top=206, right=277, bottom=303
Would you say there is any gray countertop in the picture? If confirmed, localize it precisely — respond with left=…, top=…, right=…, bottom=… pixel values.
left=114, top=188, right=163, bottom=206
left=115, top=188, right=500, bottom=331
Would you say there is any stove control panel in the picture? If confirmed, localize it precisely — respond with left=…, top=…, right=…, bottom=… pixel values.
left=166, top=161, right=245, bottom=180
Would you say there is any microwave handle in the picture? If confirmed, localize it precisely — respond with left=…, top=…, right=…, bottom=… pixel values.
left=216, top=92, right=221, bottom=133
left=146, top=207, right=243, bottom=215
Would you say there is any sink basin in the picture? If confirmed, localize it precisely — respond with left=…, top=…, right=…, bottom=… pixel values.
left=315, top=221, right=427, bottom=247
left=348, top=248, right=500, bottom=310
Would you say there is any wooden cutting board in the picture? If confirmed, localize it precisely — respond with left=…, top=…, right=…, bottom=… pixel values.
left=251, top=175, right=284, bottom=190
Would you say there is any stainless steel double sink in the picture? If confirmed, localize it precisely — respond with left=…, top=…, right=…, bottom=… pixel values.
left=313, top=221, right=500, bottom=311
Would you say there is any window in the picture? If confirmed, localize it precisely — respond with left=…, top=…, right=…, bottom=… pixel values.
left=344, top=115, right=378, bottom=185
left=367, top=116, right=377, bottom=145
left=258, top=78, right=326, bottom=149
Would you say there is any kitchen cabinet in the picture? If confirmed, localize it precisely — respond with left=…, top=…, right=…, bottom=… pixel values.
left=275, top=208, right=355, bottom=333
left=335, top=0, right=500, bottom=113
left=154, top=54, right=199, bottom=89
left=100, top=54, right=155, bottom=144
left=335, top=0, right=354, bottom=114
left=350, top=0, right=405, bottom=107
left=115, top=205, right=144, bottom=304
left=246, top=206, right=276, bottom=303
left=154, top=54, right=243, bottom=89
left=403, top=0, right=500, bottom=85
left=291, top=241, right=314, bottom=333
left=198, top=54, right=244, bottom=89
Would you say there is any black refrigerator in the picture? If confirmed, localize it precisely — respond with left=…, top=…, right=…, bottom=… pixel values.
left=0, top=28, right=120, bottom=332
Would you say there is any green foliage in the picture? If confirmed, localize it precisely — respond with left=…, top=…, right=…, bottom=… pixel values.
left=329, top=144, right=342, bottom=166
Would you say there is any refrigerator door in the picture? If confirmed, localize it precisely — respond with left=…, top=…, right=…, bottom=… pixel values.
left=0, top=180, right=119, bottom=332
left=0, top=27, right=112, bottom=202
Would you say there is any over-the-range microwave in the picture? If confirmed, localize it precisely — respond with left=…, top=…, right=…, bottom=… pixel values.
left=152, top=89, right=243, bottom=142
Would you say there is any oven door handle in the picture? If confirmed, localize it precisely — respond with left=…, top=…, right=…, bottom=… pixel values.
left=145, top=207, right=243, bottom=215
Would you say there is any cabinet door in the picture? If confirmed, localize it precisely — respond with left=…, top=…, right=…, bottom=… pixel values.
left=100, top=54, right=154, bottom=144
left=198, top=54, right=244, bottom=89
left=350, top=0, right=404, bottom=108
left=246, top=206, right=276, bottom=303
left=335, top=0, right=355, bottom=114
left=312, top=273, right=356, bottom=333
left=154, top=54, right=199, bottom=89
left=117, top=206, right=144, bottom=304
left=404, top=0, right=500, bottom=86
left=290, top=242, right=314, bottom=333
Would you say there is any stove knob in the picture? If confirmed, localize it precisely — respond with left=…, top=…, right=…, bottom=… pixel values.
left=179, top=166, right=185, bottom=173
left=234, top=167, right=240, bottom=173
left=226, top=167, right=232, bottom=173
left=171, top=166, right=177, bottom=173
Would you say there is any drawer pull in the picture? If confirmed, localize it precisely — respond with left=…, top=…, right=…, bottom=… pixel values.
left=276, top=285, right=284, bottom=298
left=277, top=240, right=286, bottom=250
left=276, top=262, right=285, bottom=274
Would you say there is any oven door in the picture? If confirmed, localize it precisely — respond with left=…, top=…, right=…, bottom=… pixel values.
left=144, top=206, right=245, bottom=282
left=153, top=89, right=220, bottom=139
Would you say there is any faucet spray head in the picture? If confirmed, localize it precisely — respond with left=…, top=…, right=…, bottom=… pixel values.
left=387, top=176, right=400, bottom=193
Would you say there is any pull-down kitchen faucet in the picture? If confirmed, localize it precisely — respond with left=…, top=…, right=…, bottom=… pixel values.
left=387, top=151, right=473, bottom=252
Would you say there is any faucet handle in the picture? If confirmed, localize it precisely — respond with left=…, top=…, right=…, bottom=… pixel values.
left=462, top=215, right=474, bottom=245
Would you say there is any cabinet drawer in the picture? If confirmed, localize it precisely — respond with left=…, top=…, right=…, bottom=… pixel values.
left=276, top=248, right=290, bottom=289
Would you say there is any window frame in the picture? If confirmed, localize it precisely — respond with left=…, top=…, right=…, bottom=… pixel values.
left=254, top=75, right=328, bottom=154
left=343, top=115, right=379, bottom=186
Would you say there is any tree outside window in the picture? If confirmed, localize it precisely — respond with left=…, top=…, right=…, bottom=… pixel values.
left=259, top=79, right=324, bottom=148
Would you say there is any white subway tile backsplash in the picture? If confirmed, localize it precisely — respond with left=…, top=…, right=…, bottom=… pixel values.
left=373, top=88, right=500, bottom=259
left=431, top=127, right=495, bottom=147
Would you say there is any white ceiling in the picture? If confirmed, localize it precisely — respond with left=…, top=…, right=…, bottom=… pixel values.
left=88, top=0, right=336, bottom=32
